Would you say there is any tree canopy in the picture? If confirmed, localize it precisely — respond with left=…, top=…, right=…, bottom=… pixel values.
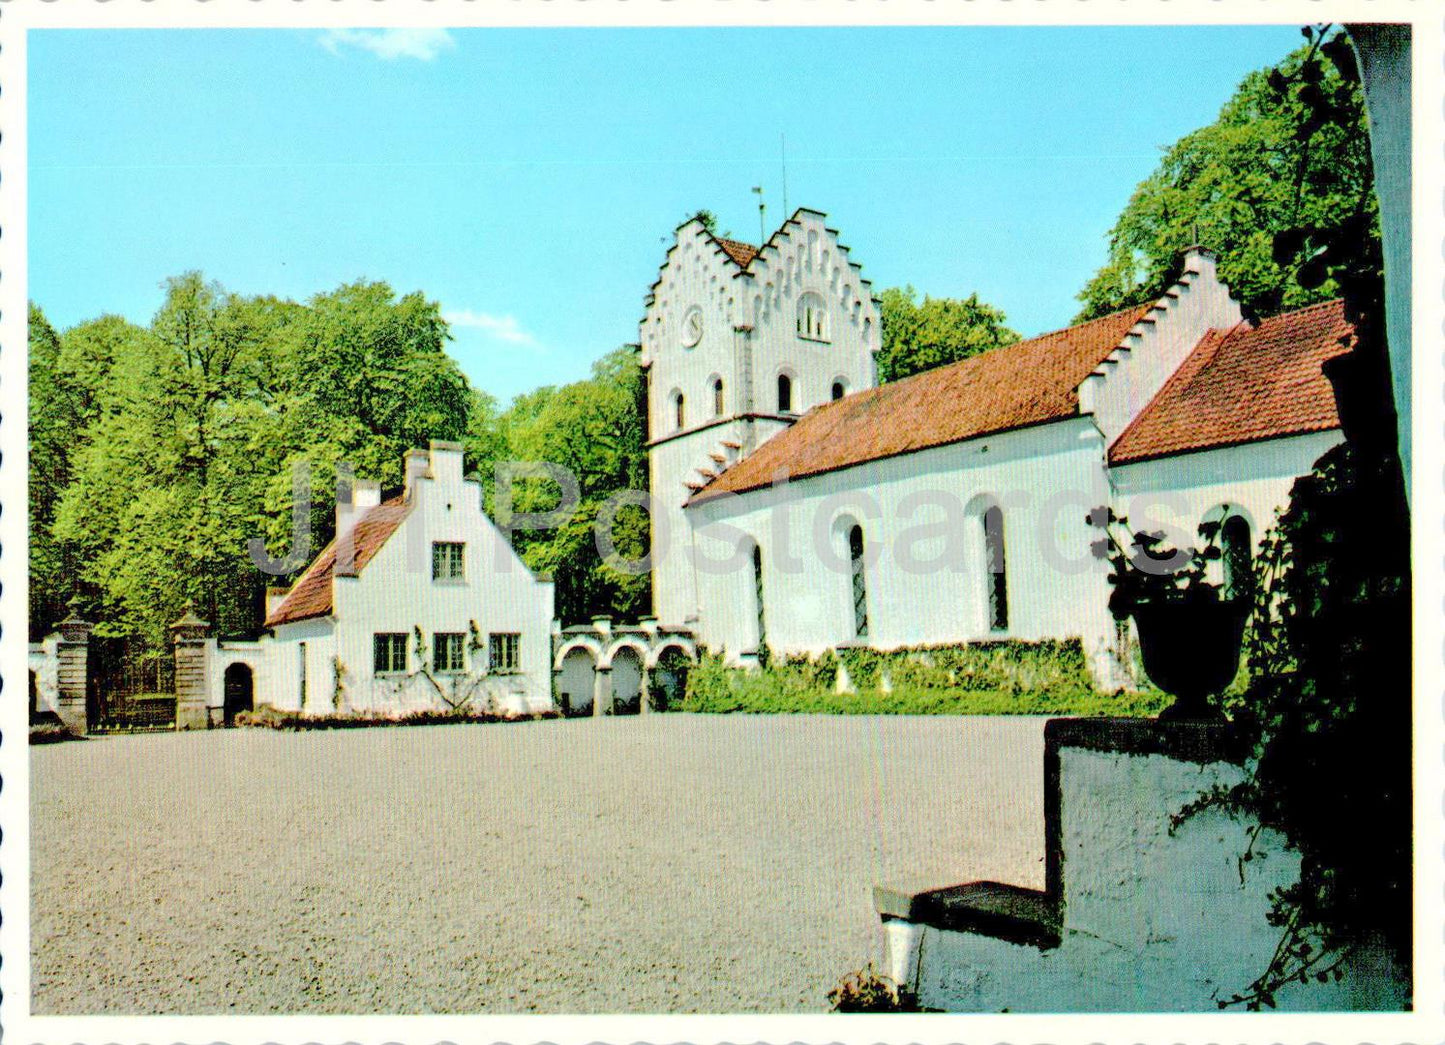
left=29, top=276, right=652, bottom=650
left=1075, top=33, right=1378, bottom=321
left=875, top=286, right=1019, bottom=383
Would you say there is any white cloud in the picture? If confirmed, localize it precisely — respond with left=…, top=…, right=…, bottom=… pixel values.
left=319, top=28, right=456, bottom=62
left=443, top=309, right=541, bottom=348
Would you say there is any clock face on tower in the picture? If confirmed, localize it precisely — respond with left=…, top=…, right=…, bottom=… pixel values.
left=681, top=306, right=704, bottom=348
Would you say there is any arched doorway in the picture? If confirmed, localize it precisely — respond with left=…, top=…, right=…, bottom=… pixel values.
left=650, top=646, right=692, bottom=711
left=223, top=663, right=253, bottom=726
left=610, top=646, right=644, bottom=715
left=557, top=646, right=598, bottom=717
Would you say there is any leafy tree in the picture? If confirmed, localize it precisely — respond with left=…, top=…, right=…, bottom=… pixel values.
left=876, top=286, right=1019, bottom=382
left=496, top=345, right=651, bottom=624
left=35, top=274, right=475, bottom=652
left=1076, top=33, right=1377, bottom=321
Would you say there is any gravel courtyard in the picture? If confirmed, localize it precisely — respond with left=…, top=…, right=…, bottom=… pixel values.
left=31, top=714, right=1045, bottom=1014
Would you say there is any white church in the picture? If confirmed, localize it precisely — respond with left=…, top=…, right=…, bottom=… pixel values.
left=641, top=208, right=1348, bottom=687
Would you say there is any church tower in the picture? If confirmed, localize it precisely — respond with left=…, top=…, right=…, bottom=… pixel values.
left=640, top=208, right=881, bottom=629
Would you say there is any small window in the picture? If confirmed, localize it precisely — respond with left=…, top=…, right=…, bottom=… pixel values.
left=433, top=632, right=465, bottom=674
left=713, top=376, right=725, bottom=417
left=373, top=633, right=408, bottom=674
left=849, top=525, right=869, bottom=639
left=983, top=506, right=1008, bottom=632
left=832, top=380, right=846, bottom=401
left=432, top=541, right=464, bottom=582
left=489, top=633, right=521, bottom=674
left=777, top=373, right=793, bottom=413
left=1221, top=515, right=1253, bottom=600
left=673, top=390, right=686, bottom=431
left=751, top=544, right=767, bottom=650
left=297, top=642, right=309, bottom=709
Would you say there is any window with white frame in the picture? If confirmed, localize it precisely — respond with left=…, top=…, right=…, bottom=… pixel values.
left=489, top=633, right=521, bottom=674
left=433, top=632, right=465, bottom=673
left=432, top=541, right=464, bottom=582
left=373, top=633, right=408, bottom=674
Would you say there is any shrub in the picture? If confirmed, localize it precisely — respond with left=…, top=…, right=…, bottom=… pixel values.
left=827, top=963, right=920, bottom=1013
left=680, top=639, right=1155, bottom=716
left=29, top=721, right=82, bottom=744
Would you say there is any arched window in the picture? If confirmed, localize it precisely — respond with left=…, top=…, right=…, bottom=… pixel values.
left=849, top=524, right=869, bottom=639
left=1221, top=515, right=1253, bottom=600
left=751, top=543, right=767, bottom=652
left=712, top=376, right=725, bottom=417
left=796, top=291, right=828, bottom=341
left=983, top=505, right=1008, bottom=632
left=672, top=390, right=685, bottom=431
left=831, top=379, right=847, bottom=401
left=777, top=373, right=793, bottom=413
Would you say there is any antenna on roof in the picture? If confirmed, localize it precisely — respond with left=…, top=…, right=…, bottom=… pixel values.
left=781, top=134, right=789, bottom=217
left=751, top=185, right=766, bottom=246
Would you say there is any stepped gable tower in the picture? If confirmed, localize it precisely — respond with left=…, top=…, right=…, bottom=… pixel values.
left=640, top=207, right=881, bottom=628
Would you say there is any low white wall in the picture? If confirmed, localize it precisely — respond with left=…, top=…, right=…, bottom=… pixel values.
left=28, top=638, right=60, bottom=715
left=895, top=741, right=1408, bottom=1012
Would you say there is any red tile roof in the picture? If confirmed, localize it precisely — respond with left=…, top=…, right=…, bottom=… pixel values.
left=1109, top=299, right=1350, bottom=465
left=715, top=237, right=760, bottom=269
left=264, top=495, right=411, bottom=627
left=690, top=305, right=1152, bottom=502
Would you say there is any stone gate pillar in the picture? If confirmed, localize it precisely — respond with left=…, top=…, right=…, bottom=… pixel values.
left=54, top=615, right=93, bottom=735
left=592, top=666, right=613, bottom=717
left=171, top=606, right=212, bottom=731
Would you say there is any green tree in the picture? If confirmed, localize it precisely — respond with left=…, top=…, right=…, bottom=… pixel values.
left=876, top=286, right=1019, bottom=382
left=1076, top=34, right=1377, bottom=321
left=35, top=274, right=477, bottom=652
left=497, top=345, right=651, bottom=624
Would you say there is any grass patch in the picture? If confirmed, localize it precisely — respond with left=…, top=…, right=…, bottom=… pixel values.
left=681, top=640, right=1168, bottom=717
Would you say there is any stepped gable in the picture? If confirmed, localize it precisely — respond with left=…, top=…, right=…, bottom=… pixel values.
left=688, top=304, right=1151, bottom=503
left=264, top=494, right=411, bottom=626
left=1109, top=299, right=1351, bottom=465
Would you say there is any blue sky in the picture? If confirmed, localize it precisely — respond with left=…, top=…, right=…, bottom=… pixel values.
left=29, top=25, right=1306, bottom=404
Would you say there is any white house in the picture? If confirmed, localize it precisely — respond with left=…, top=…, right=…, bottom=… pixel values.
left=256, top=440, right=557, bottom=716
left=645, top=208, right=1349, bottom=686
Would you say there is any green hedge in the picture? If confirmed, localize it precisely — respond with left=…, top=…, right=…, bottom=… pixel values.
left=680, top=640, right=1168, bottom=717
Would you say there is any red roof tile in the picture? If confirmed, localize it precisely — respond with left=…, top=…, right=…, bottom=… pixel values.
left=265, top=495, right=411, bottom=627
left=690, top=305, right=1152, bottom=502
left=715, top=237, right=760, bottom=269
left=1109, top=299, right=1349, bottom=465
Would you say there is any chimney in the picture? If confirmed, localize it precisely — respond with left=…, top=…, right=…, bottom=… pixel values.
left=403, top=448, right=430, bottom=501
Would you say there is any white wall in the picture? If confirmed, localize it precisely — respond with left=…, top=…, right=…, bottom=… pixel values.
left=28, top=637, right=59, bottom=715
left=1109, top=431, right=1344, bottom=557
left=684, top=418, right=1117, bottom=666
left=1080, top=249, right=1243, bottom=447
left=898, top=744, right=1408, bottom=1011
left=264, top=617, right=336, bottom=713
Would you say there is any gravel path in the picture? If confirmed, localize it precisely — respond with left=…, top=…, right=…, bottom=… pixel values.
left=31, top=714, right=1045, bottom=1014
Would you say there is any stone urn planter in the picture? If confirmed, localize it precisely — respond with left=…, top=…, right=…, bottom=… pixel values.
left=1131, top=595, right=1248, bottom=721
